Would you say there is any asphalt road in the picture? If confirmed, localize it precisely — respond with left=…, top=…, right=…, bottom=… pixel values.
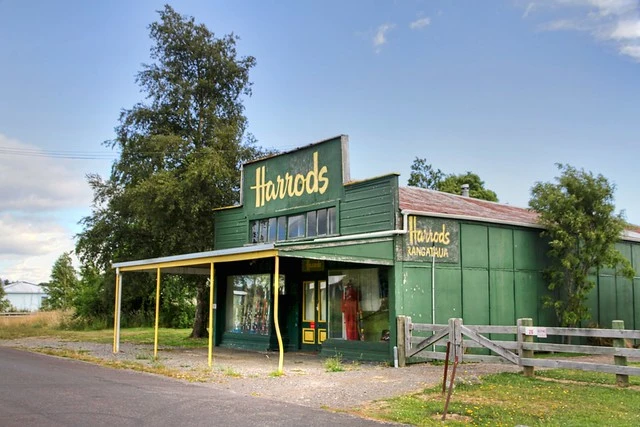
left=0, top=347, right=395, bottom=426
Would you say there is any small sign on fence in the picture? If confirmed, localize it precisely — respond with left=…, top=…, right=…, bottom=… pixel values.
left=524, top=327, right=547, bottom=338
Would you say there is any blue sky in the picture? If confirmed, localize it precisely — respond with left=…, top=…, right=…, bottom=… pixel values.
left=1, top=0, right=639, bottom=283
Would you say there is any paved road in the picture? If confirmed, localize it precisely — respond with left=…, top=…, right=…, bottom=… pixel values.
left=0, top=347, right=395, bottom=426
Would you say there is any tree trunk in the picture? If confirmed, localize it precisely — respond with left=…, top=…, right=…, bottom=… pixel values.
left=190, top=279, right=208, bottom=338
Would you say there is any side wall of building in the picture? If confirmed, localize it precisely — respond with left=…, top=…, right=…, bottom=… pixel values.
left=395, top=219, right=640, bottom=332
left=6, top=293, right=46, bottom=311
left=396, top=222, right=552, bottom=329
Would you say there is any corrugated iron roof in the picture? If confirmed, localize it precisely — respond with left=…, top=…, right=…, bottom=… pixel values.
left=398, top=187, right=640, bottom=242
left=399, top=186, right=540, bottom=227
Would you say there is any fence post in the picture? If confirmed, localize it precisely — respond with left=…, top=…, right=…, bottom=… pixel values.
left=612, top=320, right=629, bottom=387
left=397, top=316, right=408, bottom=367
left=519, top=318, right=534, bottom=377
left=453, top=318, right=463, bottom=363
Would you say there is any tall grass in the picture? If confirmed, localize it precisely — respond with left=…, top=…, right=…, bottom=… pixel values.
left=0, top=310, right=71, bottom=339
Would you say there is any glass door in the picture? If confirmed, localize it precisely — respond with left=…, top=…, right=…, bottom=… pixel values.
left=301, top=280, right=327, bottom=349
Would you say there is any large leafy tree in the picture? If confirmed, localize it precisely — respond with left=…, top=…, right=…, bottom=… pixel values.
left=42, top=252, right=79, bottom=310
left=529, top=164, right=635, bottom=328
left=76, top=5, right=267, bottom=337
left=407, top=157, right=498, bottom=201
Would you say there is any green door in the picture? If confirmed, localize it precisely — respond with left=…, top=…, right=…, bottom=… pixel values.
left=301, top=280, right=327, bottom=350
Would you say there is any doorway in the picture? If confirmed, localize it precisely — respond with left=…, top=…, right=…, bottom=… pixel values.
left=300, top=279, right=327, bottom=350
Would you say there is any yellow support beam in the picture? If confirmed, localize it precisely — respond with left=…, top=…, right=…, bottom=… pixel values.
left=153, top=268, right=161, bottom=360
left=208, top=263, right=215, bottom=368
left=112, top=271, right=120, bottom=353
left=273, top=255, right=284, bottom=373
left=117, top=250, right=278, bottom=272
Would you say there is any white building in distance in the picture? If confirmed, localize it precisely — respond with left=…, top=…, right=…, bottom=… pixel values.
left=3, top=281, right=48, bottom=311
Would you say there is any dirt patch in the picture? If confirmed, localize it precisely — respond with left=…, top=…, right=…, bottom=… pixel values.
left=0, top=337, right=521, bottom=410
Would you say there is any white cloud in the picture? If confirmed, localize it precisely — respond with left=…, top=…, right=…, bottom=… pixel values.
left=610, top=19, right=640, bottom=39
left=0, top=134, right=92, bottom=212
left=0, top=133, right=92, bottom=283
left=409, top=17, right=431, bottom=30
left=619, top=43, right=640, bottom=58
left=373, top=23, right=395, bottom=53
left=523, top=2, right=536, bottom=18
left=541, top=18, right=592, bottom=31
left=0, top=213, right=75, bottom=283
left=527, top=0, right=640, bottom=62
left=0, top=213, right=71, bottom=256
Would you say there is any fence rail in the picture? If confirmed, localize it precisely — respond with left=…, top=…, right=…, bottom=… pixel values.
left=398, top=316, right=640, bottom=387
left=0, top=312, right=32, bottom=317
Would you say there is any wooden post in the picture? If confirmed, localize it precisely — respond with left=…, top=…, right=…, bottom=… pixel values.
left=453, top=318, right=463, bottom=363
left=519, top=318, right=534, bottom=377
left=612, top=320, right=629, bottom=387
left=442, top=341, right=451, bottom=396
left=397, top=316, right=408, bottom=367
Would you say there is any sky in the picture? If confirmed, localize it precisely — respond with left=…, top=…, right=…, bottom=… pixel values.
left=1, top=0, right=639, bottom=283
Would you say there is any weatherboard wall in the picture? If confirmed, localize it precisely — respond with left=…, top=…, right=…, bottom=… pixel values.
left=340, top=175, right=398, bottom=235
left=214, top=207, right=247, bottom=249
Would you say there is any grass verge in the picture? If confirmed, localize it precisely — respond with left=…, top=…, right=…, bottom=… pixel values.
left=28, top=347, right=211, bottom=382
left=358, top=371, right=640, bottom=426
left=536, top=365, right=640, bottom=386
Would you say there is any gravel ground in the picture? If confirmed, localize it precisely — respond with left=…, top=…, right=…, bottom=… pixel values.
left=0, top=337, right=523, bottom=411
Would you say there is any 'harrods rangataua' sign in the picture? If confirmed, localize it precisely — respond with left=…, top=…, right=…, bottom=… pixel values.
left=402, top=216, right=459, bottom=263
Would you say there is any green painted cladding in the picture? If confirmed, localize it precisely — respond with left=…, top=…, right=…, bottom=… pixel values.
left=588, top=242, right=640, bottom=330
left=396, top=217, right=640, bottom=333
left=489, top=228, right=514, bottom=269
left=242, top=136, right=346, bottom=217
left=462, top=269, right=490, bottom=325
left=214, top=207, right=247, bottom=249
left=399, top=266, right=433, bottom=324
left=435, top=268, right=462, bottom=322
left=461, top=224, right=488, bottom=268
left=396, top=221, right=550, bottom=330
left=340, top=175, right=398, bottom=235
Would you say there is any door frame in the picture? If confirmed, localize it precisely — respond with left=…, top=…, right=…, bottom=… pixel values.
left=300, top=273, right=328, bottom=350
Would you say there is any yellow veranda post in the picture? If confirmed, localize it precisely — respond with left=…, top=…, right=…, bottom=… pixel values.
left=274, top=255, right=284, bottom=373
left=154, top=268, right=161, bottom=360
left=112, top=270, right=120, bottom=353
left=208, top=263, right=215, bottom=368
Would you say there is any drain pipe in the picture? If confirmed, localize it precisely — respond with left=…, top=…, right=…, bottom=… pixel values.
left=431, top=242, right=436, bottom=351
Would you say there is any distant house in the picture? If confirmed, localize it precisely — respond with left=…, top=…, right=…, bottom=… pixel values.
left=3, top=281, right=48, bottom=311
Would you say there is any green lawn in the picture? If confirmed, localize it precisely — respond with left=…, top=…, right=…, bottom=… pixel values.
left=57, top=327, right=209, bottom=348
left=360, top=371, right=640, bottom=426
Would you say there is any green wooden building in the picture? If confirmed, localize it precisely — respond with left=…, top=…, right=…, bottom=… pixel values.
left=112, top=135, right=640, bottom=362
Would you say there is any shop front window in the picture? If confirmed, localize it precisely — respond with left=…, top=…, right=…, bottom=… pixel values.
left=328, top=268, right=389, bottom=342
left=287, top=214, right=305, bottom=239
left=225, top=274, right=271, bottom=335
